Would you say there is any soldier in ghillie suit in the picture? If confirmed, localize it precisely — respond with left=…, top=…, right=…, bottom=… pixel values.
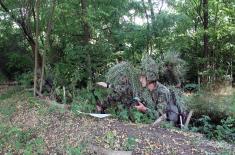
left=96, top=75, right=134, bottom=113
left=157, top=51, right=187, bottom=88
left=161, top=62, right=181, bottom=88
left=96, top=62, right=140, bottom=113
left=135, top=56, right=187, bottom=126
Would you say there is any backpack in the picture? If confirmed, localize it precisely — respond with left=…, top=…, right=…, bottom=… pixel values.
left=166, top=89, right=187, bottom=127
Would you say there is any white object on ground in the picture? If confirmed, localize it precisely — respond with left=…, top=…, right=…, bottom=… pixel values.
left=96, top=82, right=108, bottom=88
left=76, top=110, right=111, bottom=118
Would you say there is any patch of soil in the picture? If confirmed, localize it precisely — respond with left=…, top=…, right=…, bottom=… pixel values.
left=1, top=87, right=234, bottom=155
left=11, top=108, right=235, bottom=155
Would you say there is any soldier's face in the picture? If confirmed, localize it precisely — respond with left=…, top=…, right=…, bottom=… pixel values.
left=139, top=75, right=147, bottom=87
left=166, top=64, right=173, bottom=70
left=147, top=83, right=155, bottom=91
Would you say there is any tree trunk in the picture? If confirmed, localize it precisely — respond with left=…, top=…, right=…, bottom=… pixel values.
left=81, top=0, right=92, bottom=89
left=0, top=0, right=42, bottom=77
left=148, top=0, right=155, bottom=54
left=148, top=0, right=155, bottom=25
left=203, top=0, right=209, bottom=59
left=202, top=0, right=209, bottom=82
left=141, top=0, right=150, bottom=54
left=34, top=0, right=40, bottom=96
left=39, top=0, right=56, bottom=93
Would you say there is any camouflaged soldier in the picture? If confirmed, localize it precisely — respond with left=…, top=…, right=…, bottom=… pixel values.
left=136, top=71, right=180, bottom=124
left=96, top=75, right=134, bottom=113
left=160, top=62, right=181, bottom=88
left=136, top=55, right=184, bottom=125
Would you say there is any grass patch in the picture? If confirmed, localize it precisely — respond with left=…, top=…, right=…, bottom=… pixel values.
left=0, top=86, right=22, bottom=100
left=66, top=145, right=85, bottom=155
left=0, top=124, right=45, bottom=154
left=0, top=87, right=27, bottom=119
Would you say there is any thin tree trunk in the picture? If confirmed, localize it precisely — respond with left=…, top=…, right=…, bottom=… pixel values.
left=148, top=0, right=155, bottom=26
left=81, top=0, right=92, bottom=89
left=141, top=0, right=150, bottom=54
left=148, top=0, right=155, bottom=54
left=231, top=60, right=233, bottom=87
left=39, top=55, right=45, bottom=93
left=202, top=0, right=209, bottom=82
left=0, top=0, right=42, bottom=77
left=34, top=0, right=40, bottom=96
left=203, top=0, right=209, bottom=59
left=39, top=0, right=56, bottom=93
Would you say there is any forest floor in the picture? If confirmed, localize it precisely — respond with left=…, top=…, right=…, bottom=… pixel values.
left=0, top=86, right=235, bottom=155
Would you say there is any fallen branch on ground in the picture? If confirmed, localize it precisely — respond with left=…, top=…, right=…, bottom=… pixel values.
left=152, top=114, right=167, bottom=126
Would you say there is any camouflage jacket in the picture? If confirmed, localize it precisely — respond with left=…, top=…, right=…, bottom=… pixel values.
left=101, top=82, right=133, bottom=110
left=146, top=82, right=179, bottom=123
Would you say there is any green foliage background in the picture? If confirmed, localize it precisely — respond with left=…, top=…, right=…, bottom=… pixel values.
left=0, top=0, right=234, bottom=145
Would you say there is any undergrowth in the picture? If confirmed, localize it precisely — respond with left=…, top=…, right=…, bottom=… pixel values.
left=0, top=124, right=45, bottom=154
left=186, top=89, right=235, bottom=143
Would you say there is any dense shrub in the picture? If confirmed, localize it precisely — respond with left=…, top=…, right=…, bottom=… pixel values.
left=4, top=52, right=32, bottom=79
left=186, top=89, right=235, bottom=143
left=191, top=115, right=235, bottom=143
left=185, top=90, right=235, bottom=123
left=16, top=71, right=33, bottom=88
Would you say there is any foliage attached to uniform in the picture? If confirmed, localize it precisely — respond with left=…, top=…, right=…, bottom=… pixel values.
left=106, top=61, right=141, bottom=97
left=141, top=54, right=159, bottom=81
left=156, top=51, right=187, bottom=83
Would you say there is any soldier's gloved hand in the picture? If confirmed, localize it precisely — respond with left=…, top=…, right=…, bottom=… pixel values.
left=176, top=83, right=181, bottom=88
left=134, top=102, right=147, bottom=113
left=96, top=105, right=103, bottom=112
left=96, top=82, right=109, bottom=88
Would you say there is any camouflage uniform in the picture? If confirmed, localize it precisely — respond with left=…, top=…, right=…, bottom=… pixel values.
left=148, top=82, right=179, bottom=123
left=141, top=56, right=180, bottom=124
left=100, top=79, right=134, bottom=111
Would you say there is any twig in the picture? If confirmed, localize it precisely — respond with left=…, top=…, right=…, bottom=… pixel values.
left=184, top=110, right=193, bottom=129
left=152, top=113, right=167, bottom=126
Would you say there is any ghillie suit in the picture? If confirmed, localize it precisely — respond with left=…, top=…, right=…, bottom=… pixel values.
left=141, top=54, right=159, bottom=80
left=106, top=62, right=140, bottom=97
left=156, top=51, right=187, bottom=87
left=167, top=86, right=188, bottom=127
left=141, top=55, right=188, bottom=127
left=155, top=51, right=188, bottom=126
left=139, top=54, right=159, bottom=117
left=99, top=62, right=142, bottom=113
left=99, top=61, right=157, bottom=122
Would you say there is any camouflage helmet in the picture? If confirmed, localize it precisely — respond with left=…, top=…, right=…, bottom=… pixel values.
left=141, top=54, right=159, bottom=82
left=146, top=70, right=158, bottom=82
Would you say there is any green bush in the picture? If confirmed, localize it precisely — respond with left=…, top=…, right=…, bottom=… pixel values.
left=186, top=89, right=235, bottom=143
left=105, top=104, right=154, bottom=123
left=16, top=71, right=33, bottom=88
left=71, top=89, right=97, bottom=114
left=214, top=117, right=235, bottom=143
left=123, top=136, right=137, bottom=151
left=53, top=62, right=80, bottom=88
left=66, top=146, right=83, bottom=155
left=185, top=91, right=235, bottom=122
left=0, top=73, right=7, bottom=83
left=5, top=52, right=32, bottom=78
left=192, top=115, right=235, bottom=143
